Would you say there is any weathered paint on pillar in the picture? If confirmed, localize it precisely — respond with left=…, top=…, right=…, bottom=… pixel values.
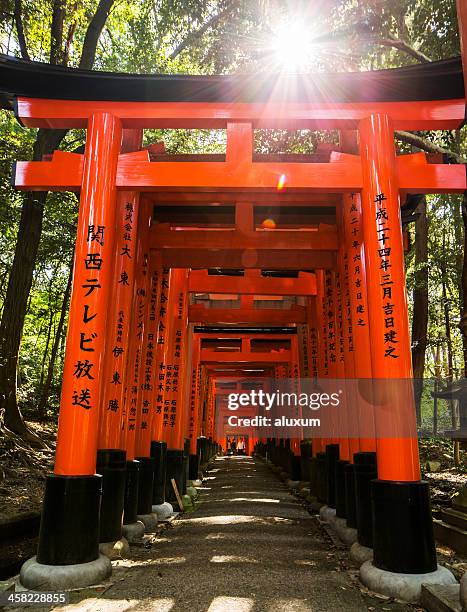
left=55, top=112, right=121, bottom=476
left=359, top=114, right=420, bottom=481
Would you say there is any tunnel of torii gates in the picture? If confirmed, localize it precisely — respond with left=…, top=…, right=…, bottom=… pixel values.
left=2, top=4, right=467, bottom=593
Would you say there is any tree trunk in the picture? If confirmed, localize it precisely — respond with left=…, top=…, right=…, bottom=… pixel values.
left=39, top=307, right=54, bottom=390
left=411, top=197, right=429, bottom=425
left=37, top=259, right=73, bottom=419
left=459, top=192, right=467, bottom=375
left=0, top=190, right=47, bottom=440
left=0, top=130, right=65, bottom=440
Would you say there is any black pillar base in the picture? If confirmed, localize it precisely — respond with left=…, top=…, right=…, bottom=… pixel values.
left=325, top=444, right=340, bottom=507
left=37, top=474, right=102, bottom=565
left=300, top=441, right=312, bottom=482
left=372, top=480, right=437, bottom=574
left=291, top=455, right=301, bottom=481
left=165, top=449, right=185, bottom=504
left=197, top=436, right=207, bottom=467
left=208, top=437, right=214, bottom=460
left=96, top=449, right=126, bottom=543
left=135, top=456, right=155, bottom=515
left=335, top=459, right=349, bottom=518
left=151, top=441, right=167, bottom=506
left=123, top=459, right=140, bottom=525
left=316, top=452, right=327, bottom=503
left=354, top=452, right=377, bottom=548
left=182, top=439, right=190, bottom=495
left=344, top=463, right=357, bottom=528
left=189, top=453, right=199, bottom=480
left=309, top=456, right=318, bottom=497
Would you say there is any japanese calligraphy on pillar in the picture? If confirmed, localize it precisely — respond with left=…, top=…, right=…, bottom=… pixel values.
left=348, top=193, right=368, bottom=329
left=343, top=251, right=354, bottom=355
left=160, top=269, right=189, bottom=446
left=374, top=192, right=399, bottom=359
left=334, top=270, right=345, bottom=372
left=155, top=268, right=170, bottom=428
left=136, top=255, right=162, bottom=455
left=188, top=338, right=201, bottom=445
left=100, top=197, right=139, bottom=448
left=320, top=289, right=329, bottom=377
left=70, top=224, right=107, bottom=413
left=298, top=324, right=310, bottom=378
left=54, top=112, right=121, bottom=476
left=325, top=270, right=336, bottom=369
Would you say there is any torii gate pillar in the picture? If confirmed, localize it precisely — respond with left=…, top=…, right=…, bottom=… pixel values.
left=359, top=114, right=438, bottom=585
left=21, top=112, right=121, bottom=589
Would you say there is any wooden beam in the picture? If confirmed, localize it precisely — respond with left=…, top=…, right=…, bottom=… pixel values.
left=197, top=332, right=295, bottom=340
left=156, top=249, right=336, bottom=269
left=14, top=153, right=466, bottom=194
left=151, top=227, right=338, bottom=251
left=150, top=192, right=341, bottom=205
left=189, top=304, right=307, bottom=324
left=200, top=349, right=291, bottom=363
left=189, top=270, right=317, bottom=296
left=17, top=98, right=464, bottom=130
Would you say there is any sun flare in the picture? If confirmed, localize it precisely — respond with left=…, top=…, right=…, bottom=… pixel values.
left=270, top=21, right=316, bottom=72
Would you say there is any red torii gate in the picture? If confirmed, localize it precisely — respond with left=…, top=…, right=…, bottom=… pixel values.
left=2, top=21, right=467, bottom=598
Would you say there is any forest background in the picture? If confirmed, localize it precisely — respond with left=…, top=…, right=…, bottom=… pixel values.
left=0, top=0, right=465, bottom=449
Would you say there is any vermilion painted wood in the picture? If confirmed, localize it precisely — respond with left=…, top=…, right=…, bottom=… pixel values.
left=187, top=336, right=201, bottom=454
left=200, top=350, right=291, bottom=364
left=14, top=151, right=466, bottom=193
left=98, top=190, right=141, bottom=450
left=188, top=270, right=317, bottom=296
left=160, top=269, right=190, bottom=450
left=99, top=130, right=143, bottom=451
left=150, top=192, right=341, bottom=204
left=121, top=205, right=152, bottom=462
left=155, top=249, right=336, bottom=270
left=16, top=97, right=465, bottom=130
left=189, top=304, right=307, bottom=324
left=152, top=227, right=338, bottom=251
left=341, top=192, right=376, bottom=452
left=135, top=252, right=163, bottom=457
left=54, top=112, right=122, bottom=476
left=360, top=114, right=420, bottom=482
left=196, top=332, right=295, bottom=340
